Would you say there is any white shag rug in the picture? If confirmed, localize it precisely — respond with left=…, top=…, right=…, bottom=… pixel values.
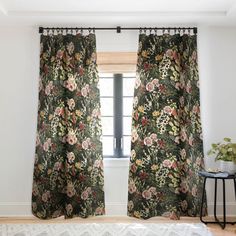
left=0, top=223, right=213, bottom=236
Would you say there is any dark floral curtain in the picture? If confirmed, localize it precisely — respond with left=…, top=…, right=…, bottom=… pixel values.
left=32, top=33, right=105, bottom=219
left=128, top=33, right=206, bottom=219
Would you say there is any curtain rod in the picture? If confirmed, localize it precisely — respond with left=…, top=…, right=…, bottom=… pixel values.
left=39, top=26, right=197, bottom=34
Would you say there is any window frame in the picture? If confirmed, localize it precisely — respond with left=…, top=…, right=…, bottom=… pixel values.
left=100, top=73, right=134, bottom=158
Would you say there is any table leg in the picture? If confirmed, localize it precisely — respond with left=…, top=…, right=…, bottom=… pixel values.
left=200, top=177, right=207, bottom=223
left=214, top=178, right=217, bottom=221
left=199, top=176, right=236, bottom=228
left=213, top=178, right=225, bottom=229
left=234, top=178, right=236, bottom=200
left=222, top=179, right=226, bottom=229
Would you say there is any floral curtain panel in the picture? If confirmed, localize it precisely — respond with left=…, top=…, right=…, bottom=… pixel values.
left=32, top=33, right=105, bottom=219
left=128, top=33, right=206, bottom=219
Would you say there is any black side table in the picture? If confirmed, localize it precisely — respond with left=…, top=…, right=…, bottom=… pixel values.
left=198, top=171, right=236, bottom=229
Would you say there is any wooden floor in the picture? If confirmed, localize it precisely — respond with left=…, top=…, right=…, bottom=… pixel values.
left=0, top=216, right=235, bottom=236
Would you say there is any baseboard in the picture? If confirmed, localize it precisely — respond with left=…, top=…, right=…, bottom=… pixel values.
left=0, top=202, right=32, bottom=217
left=0, top=202, right=128, bottom=217
left=207, top=202, right=236, bottom=217
left=105, top=202, right=127, bottom=216
left=0, top=202, right=235, bottom=217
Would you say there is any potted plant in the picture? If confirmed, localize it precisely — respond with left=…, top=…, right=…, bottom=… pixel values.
left=207, top=137, right=236, bottom=174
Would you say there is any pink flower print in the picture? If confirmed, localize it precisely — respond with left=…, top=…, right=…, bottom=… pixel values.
left=56, top=50, right=63, bottom=59
left=152, top=79, right=159, bottom=86
left=95, top=207, right=104, bottom=215
left=144, top=137, right=153, bottom=146
left=42, top=191, right=50, bottom=203
left=81, top=84, right=90, bottom=97
left=189, top=135, right=194, bottom=146
left=192, top=184, right=198, bottom=197
left=131, top=129, right=139, bottom=143
left=142, top=190, right=152, bottom=200
left=66, top=204, right=73, bottom=215
left=66, top=182, right=76, bottom=198
left=150, top=133, right=157, bottom=142
left=67, top=99, right=75, bottom=110
left=128, top=181, right=137, bottom=194
left=163, top=106, right=172, bottom=115
left=45, top=81, right=54, bottom=96
left=43, top=138, right=51, bottom=152
left=186, top=81, right=192, bottom=94
left=82, top=140, right=89, bottom=150
left=163, top=159, right=172, bottom=168
left=146, top=82, right=154, bottom=92
left=166, top=49, right=174, bottom=59
left=180, top=181, right=189, bottom=194
left=64, top=75, right=77, bottom=92
left=67, top=152, right=75, bottom=164
left=81, top=190, right=89, bottom=200
left=149, top=187, right=157, bottom=195
left=66, top=131, right=77, bottom=145
left=180, top=129, right=187, bottom=142
left=55, top=107, right=63, bottom=116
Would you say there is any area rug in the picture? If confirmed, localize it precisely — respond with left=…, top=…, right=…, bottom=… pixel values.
left=0, top=223, right=213, bottom=236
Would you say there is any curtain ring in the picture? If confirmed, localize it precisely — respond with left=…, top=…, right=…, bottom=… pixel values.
left=162, top=27, right=165, bottom=35
left=154, top=27, right=157, bottom=35
left=178, top=27, right=181, bottom=34
left=144, top=27, right=147, bottom=35
left=188, top=28, right=191, bottom=35
left=167, top=28, right=170, bottom=35
left=139, top=28, right=142, bottom=34
left=80, top=27, right=83, bottom=34
left=93, top=28, right=95, bottom=34
left=88, top=27, right=92, bottom=34
left=149, top=28, right=152, bottom=35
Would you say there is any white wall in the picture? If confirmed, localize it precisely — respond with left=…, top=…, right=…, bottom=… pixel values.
left=198, top=26, right=236, bottom=216
left=0, top=26, right=236, bottom=217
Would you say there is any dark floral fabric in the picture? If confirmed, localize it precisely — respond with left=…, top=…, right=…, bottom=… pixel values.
left=128, top=33, right=207, bottom=219
left=32, top=33, right=105, bottom=219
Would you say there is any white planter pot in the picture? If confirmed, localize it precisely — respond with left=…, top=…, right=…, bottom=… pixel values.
left=218, top=160, right=236, bottom=174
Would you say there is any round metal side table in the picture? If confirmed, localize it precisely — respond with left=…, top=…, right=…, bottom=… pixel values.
left=198, top=171, right=236, bottom=229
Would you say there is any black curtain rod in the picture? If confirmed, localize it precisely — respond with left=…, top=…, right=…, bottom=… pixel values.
left=39, top=26, right=197, bottom=34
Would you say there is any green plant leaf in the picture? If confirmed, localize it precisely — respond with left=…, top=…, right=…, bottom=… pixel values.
left=211, top=144, right=217, bottom=148
left=224, top=137, right=231, bottom=142
left=209, top=137, right=236, bottom=162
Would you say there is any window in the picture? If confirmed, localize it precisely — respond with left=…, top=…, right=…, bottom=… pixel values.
left=99, top=73, right=135, bottom=158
